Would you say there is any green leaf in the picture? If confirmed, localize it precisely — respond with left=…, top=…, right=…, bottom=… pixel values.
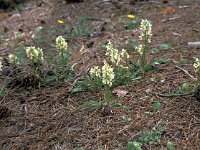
left=77, top=147, right=84, bottom=150
left=122, top=115, right=132, bottom=121
left=182, top=83, right=190, bottom=90
left=151, top=102, right=161, bottom=111
left=112, top=102, right=123, bottom=108
left=63, top=53, right=69, bottom=60
left=144, top=111, right=151, bottom=115
left=178, top=59, right=188, bottom=65
left=80, top=100, right=101, bottom=110
left=125, top=20, right=140, bottom=29
left=128, top=141, right=142, bottom=150
left=167, top=141, right=174, bottom=150
left=151, top=48, right=158, bottom=54
left=179, top=83, right=190, bottom=93
left=71, top=87, right=85, bottom=94
left=160, top=44, right=172, bottom=50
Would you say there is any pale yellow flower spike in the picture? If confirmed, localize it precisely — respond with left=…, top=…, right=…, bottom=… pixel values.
left=102, top=61, right=115, bottom=87
left=26, top=46, right=44, bottom=63
left=136, top=44, right=145, bottom=55
left=194, top=58, right=200, bottom=70
left=8, top=54, right=19, bottom=66
left=139, top=19, right=152, bottom=43
left=56, top=36, right=68, bottom=52
left=106, top=41, right=121, bottom=66
left=90, top=66, right=101, bottom=78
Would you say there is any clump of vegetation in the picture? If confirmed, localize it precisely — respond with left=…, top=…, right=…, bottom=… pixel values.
left=75, top=19, right=155, bottom=112
left=136, top=19, right=152, bottom=72
left=0, top=35, right=72, bottom=91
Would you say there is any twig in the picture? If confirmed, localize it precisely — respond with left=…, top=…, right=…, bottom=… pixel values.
left=137, top=1, right=160, bottom=4
left=175, top=66, right=196, bottom=81
left=188, top=42, right=200, bottom=49
left=162, top=16, right=180, bottom=22
left=155, top=92, right=194, bottom=98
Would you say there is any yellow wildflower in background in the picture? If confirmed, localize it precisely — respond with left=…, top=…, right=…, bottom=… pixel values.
left=58, top=20, right=64, bottom=24
left=128, top=14, right=135, bottom=19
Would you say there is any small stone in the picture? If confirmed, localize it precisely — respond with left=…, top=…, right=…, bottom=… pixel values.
left=0, top=106, right=11, bottom=119
left=194, top=86, right=200, bottom=101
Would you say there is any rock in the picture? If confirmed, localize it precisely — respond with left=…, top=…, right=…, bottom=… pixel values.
left=0, top=106, right=11, bottom=119
left=194, top=86, right=200, bottom=101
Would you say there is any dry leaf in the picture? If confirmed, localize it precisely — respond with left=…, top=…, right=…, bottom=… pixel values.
left=161, top=6, right=175, bottom=15
left=112, top=87, right=128, bottom=97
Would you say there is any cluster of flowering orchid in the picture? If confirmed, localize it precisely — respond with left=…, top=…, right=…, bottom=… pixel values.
left=106, top=41, right=129, bottom=67
left=89, top=41, right=130, bottom=104
left=0, top=36, right=69, bottom=84
left=56, top=36, right=69, bottom=66
left=193, top=58, right=200, bottom=84
left=90, top=60, right=114, bottom=104
left=136, top=19, right=152, bottom=71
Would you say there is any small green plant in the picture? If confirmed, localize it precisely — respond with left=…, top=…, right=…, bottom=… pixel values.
left=151, top=101, right=161, bottom=111
left=160, top=43, right=172, bottom=50
left=136, top=19, right=152, bottom=72
left=167, top=141, right=174, bottom=150
left=178, top=82, right=190, bottom=94
left=139, top=124, right=165, bottom=145
left=125, top=19, right=140, bottom=30
left=128, top=141, right=143, bottom=150
left=122, top=115, right=132, bottom=122
left=77, top=147, right=85, bottom=150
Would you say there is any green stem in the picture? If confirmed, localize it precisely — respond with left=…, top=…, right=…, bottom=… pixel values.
left=61, top=51, right=65, bottom=66
left=104, top=85, right=111, bottom=105
left=140, top=40, right=148, bottom=72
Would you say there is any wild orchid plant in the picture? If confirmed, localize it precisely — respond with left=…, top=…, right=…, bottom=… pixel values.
left=87, top=41, right=131, bottom=104
left=90, top=60, right=114, bottom=104
left=54, top=35, right=73, bottom=80
left=26, top=46, right=44, bottom=79
left=8, top=54, right=19, bottom=68
left=136, top=19, right=152, bottom=72
left=105, top=41, right=130, bottom=86
left=56, top=36, right=68, bottom=67
left=193, top=58, right=200, bottom=86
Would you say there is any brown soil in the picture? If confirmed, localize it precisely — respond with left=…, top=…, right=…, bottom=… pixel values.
left=0, top=0, right=200, bottom=149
